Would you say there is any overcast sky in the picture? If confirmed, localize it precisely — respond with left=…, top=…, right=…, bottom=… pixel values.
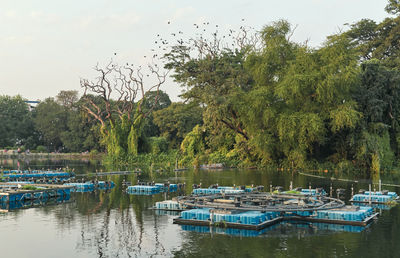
left=0, top=0, right=391, bottom=102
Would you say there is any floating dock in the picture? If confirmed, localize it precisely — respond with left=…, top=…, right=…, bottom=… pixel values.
left=173, top=205, right=377, bottom=229
left=169, top=190, right=382, bottom=230
left=154, top=200, right=185, bottom=211
left=192, top=186, right=259, bottom=195
left=64, top=181, right=115, bottom=192
left=0, top=195, right=71, bottom=213
left=0, top=183, right=73, bottom=203
left=174, top=208, right=283, bottom=230
left=287, top=206, right=378, bottom=227
left=126, top=183, right=178, bottom=195
left=300, top=188, right=327, bottom=196
left=2, top=170, right=74, bottom=181
left=351, top=191, right=399, bottom=204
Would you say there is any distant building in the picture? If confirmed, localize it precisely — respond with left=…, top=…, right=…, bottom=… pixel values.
left=24, top=100, right=40, bottom=110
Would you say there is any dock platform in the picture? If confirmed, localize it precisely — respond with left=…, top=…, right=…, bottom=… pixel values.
left=0, top=183, right=73, bottom=203
left=174, top=216, right=283, bottom=231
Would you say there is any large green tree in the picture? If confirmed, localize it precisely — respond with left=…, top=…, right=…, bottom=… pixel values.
left=164, top=32, right=254, bottom=142
left=34, top=98, right=68, bottom=151
left=166, top=20, right=365, bottom=168
left=241, top=22, right=362, bottom=166
left=351, top=61, right=400, bottom=171
left=346, top=1, right=400, bottom=68
left=0, top=95, right=36, bottom=148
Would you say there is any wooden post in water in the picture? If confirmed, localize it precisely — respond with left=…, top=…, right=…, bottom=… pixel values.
left=351, top=184, right=354, bottom=198
left=369, top=184, right=372, bottom=205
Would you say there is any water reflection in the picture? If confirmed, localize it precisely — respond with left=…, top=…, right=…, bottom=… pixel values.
left=180, top=221, right=367, bottom=238
left=0, top=195, right=71, bottom=212
left=1, top=159, right=400, bottom=257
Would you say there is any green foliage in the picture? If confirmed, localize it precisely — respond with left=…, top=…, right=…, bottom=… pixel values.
left=34, top=98, right=68, bottom=151
left=141, top=91, right=172, bottom=138
left=180, top=125, right=207, bottom=166
left=104, top=150, right=178, bottom=171
left=56, top=90, right=79, bottom=108
left=355, top=129, right=394, bottom=171
left=164, top=14, right=400, bottom=172
left=0, top=95, right=37, bottom=148
left=346, top=13, right=400, bottom=68
left=385, top=0, right=400, bottom=15
left=22, top=185, right=40, bottom=190
left=153, top=102, right=203, bottom=148
left=147, top=137, right=168, bottom=155
left=3, top=6, right=400, bottom=174
left=36, top=145, right=47, bottom=153
left=329, top=102, right=362, bottom=132
left=127, top=115, right=145, bottom=156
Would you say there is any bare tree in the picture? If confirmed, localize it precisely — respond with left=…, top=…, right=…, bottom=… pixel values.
left=81, top=61, right=167, bottom=131
left=80, top=60, right=168, bottom=156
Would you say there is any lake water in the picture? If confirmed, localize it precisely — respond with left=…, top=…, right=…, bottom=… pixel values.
left=1, top=158, right=399, bottom=258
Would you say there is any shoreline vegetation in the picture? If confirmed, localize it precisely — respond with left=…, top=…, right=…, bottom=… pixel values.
left=2, top=2, right=400, bottom=175
left=3, top=150, right=397, bottom=177
left=0, top=151, right=104, bottom=160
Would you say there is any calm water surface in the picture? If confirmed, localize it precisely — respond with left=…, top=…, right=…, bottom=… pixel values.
left=1, top=158, right=400, bottom=258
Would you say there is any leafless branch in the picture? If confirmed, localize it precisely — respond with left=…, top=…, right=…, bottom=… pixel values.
left=81, top=60, right=167, bottom=126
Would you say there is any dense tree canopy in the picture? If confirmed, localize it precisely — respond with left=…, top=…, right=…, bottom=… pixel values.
left=0, top=95, right=35, bottom=148
left=3, top=1, right=400, bottom=174
left=153, top=102, right=203, bottom=148
left=34, top=98, right=69, bottom=151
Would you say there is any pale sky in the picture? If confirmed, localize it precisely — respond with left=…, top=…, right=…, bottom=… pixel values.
left=0, top=0, right=390, bottom=102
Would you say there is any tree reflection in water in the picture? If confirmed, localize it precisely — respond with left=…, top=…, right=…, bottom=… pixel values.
left=69, top=175, right=172, bottom=257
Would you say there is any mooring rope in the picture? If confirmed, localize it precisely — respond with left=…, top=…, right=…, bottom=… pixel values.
left=75, top=171, right=135, bottom=177
left=297, top=171, right=400, bottom=188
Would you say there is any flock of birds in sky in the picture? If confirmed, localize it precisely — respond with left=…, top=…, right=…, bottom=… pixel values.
left=112, top=18, right=251, bottom=62
left=107, top=18, right=256, bottom=80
